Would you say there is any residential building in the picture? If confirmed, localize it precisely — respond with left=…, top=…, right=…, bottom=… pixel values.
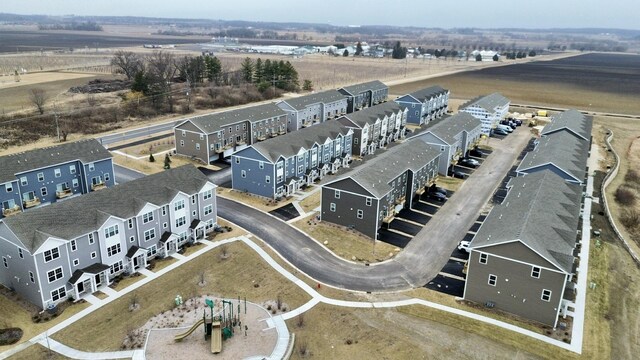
left=276, top=90, right=348, bottom=131
left=232, top=122, right=353, bottom=198
left=0, top=165, right=217, bottom=309
left=174, top=103, right=288, bottom=163
left=464, top=170, right=582, bottom=327
left=470, top=50, right=500, bottom=61
left=459, top=93, right=510, bottom=135
left=338, top=80, right=389, bottom=113
left=337, top=102, right=408, bottom=157
left=321, top=139, right=440, bottom=239
left=0, top=139, right=114, bottom=219
left=539, top=109, right=592, bottom=142
left=415, top=113, right=483, bottom=175
left=394, top=86, right=450, bottom=125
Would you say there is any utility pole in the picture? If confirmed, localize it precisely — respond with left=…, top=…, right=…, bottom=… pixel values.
left=53, top=100, right=60, bottom=142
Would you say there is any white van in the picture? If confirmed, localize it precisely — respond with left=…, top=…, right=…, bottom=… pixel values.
left=496, top=124, right=513, bottom=133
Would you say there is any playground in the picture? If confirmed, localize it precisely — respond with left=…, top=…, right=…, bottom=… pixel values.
left=143, top=295, right=278, bottom=359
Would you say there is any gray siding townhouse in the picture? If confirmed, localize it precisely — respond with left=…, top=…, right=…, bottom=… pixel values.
left=415, top=112, right=483, bottom=175
left=232, top=122, right=353, bottom=198
left=464, top=170, right=582, bottom=327
left=540, top=109, right=592, bottom=142
left=394, top=86, right=450, bottom=125
left=459, top=93, right=510, bottom=135
left=321, top=139, right=440, bottom=239
left=337, top=102, right=408, bottom=157
left=338, top=80, right=389, bottom=113
left=0, top=139, right=114, bottom=219
left=0, top=165, right=217, bottom=309
left=174, top=103, right=288, bottom=163
left=276, top=90, right=348, bottom=131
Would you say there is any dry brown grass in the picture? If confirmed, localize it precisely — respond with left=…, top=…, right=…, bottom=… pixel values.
left=110, top=273, right=146, bottom=292
left=217, top=187, right=294, bottom=212
left=298, top=191, right=321, bottom=213
left=7, top=344, right=72, bottom=360
left=111, top=153, right=198, bottom=175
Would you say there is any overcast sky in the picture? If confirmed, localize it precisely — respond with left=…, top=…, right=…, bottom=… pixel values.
left=3, top=0, right=638, bottom=29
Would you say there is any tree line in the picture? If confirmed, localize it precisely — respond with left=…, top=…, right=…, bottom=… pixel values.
left=239, top=57, right=301, bottom=92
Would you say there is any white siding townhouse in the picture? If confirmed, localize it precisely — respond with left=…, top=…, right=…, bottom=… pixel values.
left=459, top=93, right=510, bottom=135
left=0, top=165, right=217, bottom=309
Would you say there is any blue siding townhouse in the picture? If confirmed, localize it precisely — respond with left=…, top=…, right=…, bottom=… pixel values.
left=394, top=85, right=450, bottom=125
left=0, top=139, right=114, bottom=219
left=232, top=121, right=353, bottom=198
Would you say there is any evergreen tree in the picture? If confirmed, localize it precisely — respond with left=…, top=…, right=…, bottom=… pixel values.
left=204, top=56, right=222, bottom=84
left=303, top=79, right=313, bottom=91
left=475, top=54, right=483, bottom=61
left=149, top=153, right=155, bottom=162
left=164, top=154, right=171, bottom=169
left=240, top=57, right=254, bottom=83
left=254, top=58, right=264, bottom=84
left=355, top=42, right=363, bottom=56
left=343, top=49, right=349, bottom=57
left=492, top=54, right=499, bottom=61
left=131, top=71, right=149, bottom=94
left=392, top=41, right=407, bottom=59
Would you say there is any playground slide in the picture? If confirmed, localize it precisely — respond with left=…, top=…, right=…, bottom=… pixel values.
left=211, top=321, right=222, bottom=354
left=174, top=318, right=205, bottom=342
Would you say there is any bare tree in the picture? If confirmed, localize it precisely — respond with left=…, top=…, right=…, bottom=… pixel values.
left=146, top=51, right=177, bottom=111
left=29, top=88, right=49, bottom=114
left=110, top=50, right=144, bottom=80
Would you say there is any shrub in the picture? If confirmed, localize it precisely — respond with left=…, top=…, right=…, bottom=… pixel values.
left=625, top=170, right=640, bottom=184
left=620, top=210, right=640, bottom=230
left=615, top=187, right=636, bottom=206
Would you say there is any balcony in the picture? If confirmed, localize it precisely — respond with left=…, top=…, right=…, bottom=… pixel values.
left=56, top=188, right=72, bottom=199
left=395, top=196, right=406, bottom=206
left=278, top=129, right=286, bottom=135
left=269, top=132, right=279, bottom=138
left=2, top=206, right=21, bottom=217
left=23, top=197, right=41, bottom=209
left=415, top=187, right=425, bottom=196
left=91, top=182, right=106, bottom=191
left=236, top=139, right=246, bottom=145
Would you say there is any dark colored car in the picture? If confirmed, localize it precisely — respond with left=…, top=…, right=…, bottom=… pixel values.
left=429, top=185, right=447, bottom=196
left=429, top=191, right=447, bottom=201
left=493, top=128, right=508, bottom=136
left=450, top=170, right=467, bottom=179
left=469, top=148, right=486, bottom=157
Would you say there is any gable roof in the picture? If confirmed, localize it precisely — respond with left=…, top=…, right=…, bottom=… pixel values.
left=1, top=165, right=213, bottom=252
left=517, top=131, right=589, bottom=183
left=398, top=85, right=448, bottom=103
left=541, top=109, right=592, bottom=141
left=469, top=170, right=581, bottom=273
left=250, top=121, right=351, bottom=162
left=338, top=102, right=404, bottom=129
left=281, top=90, right=347, bottom=110
left=460, top=92, right=510, bottom=113
left=422, top=113, right=482, bottom=145
left=0, top=139, right=111, bottom=184
left=182, top=103, right=287, bottom=134
left=338, top=80, right=388, bottom=96
left=330, top=139, right=440, bottom=198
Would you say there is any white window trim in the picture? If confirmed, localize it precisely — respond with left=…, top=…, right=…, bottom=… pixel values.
left=488, top=274, right=497, bottom=286
left=479, top=253, right=488, bottom=264
left=531, top=266, right=541, bottom=278
left=47, top=267, right=64, bottom=283
left=541, top=289, right=552, bottom=302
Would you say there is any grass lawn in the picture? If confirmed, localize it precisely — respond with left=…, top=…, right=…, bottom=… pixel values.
left=217, top=187, right=294, bottom=212
left=181, top=242, right=206, bottom=257
left=299, top=191, right=321, bottom=213
left=52, top=241, right=311, bottom=352
left=435, top=177, right=464, bottom=192
left=149, top=257, right=178, bottom=273
left=7, top=344, right=72, bottom=360
left=94, top=291, right=109, bottom=300
left=110, top=274, right=146, bottom=292
left=209, top=218, right=247, bottom=241
left=293, top=215, right=398, bottom=263
left=111, top=153, right=198, bottom=175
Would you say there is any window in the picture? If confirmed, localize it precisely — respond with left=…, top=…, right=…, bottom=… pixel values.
left=162, top=206, right=167, bottom=216
left=174, top=200, right=185, bottom=211
left=90, top=251, right=97, bottom=259
left=109, top=261, right=123, bottom=275
left=181, top=130, right=186, bottom=137
left=44, top=248, right=60, bottom=262
left=2, top=257, right=7, bottom=268
left=128, top=219, right=134, bottom=229
left=29, top=271, right=35, bottom=283
left=147, top=245, right=157, bottom=258
left=191, top=195, right=196, bottom=204
left=330, top=203, right=336, bottom=212
left=47, top=267, right=63, bottom=283
left=69, top=164, right=76, bottom=174
left=366, top=198, right=372, bottom=206
left=241, top=170, right=246, bottom=178
left=354, top=138, right=359, bottom=145
left=20, top=176, right=28, bottom=186
left=335, top=190, right=341, bottom=199
left=180, top=140, right=184, bottom=147
left=235, top=157, right=240, bottom=164
left=357, top=209, right=363, bottom=219
left=531, top=267, right=541, bottom=278
left=488, top=274, right=497, bottom=286
left=541, top=289, right=552, bottom=302
left=479, top=253, right=488, bottom=264
left=5, top=183, right=12, bottom=192
left=72, top=178, right=79, bottom=188
left=204, top=204, right=213, bottom=215
left=104, top=225, right=119, bottom=238
left=130, top=236, right=135, bottom=243
left=107, top=244, right=121, bottom=257
left=144, top=229, right=156, bottom=241
left=203, top=189, right=213, bottom=200
left=73, top=259, right=79, bottom=266
left=199, top=134, right=204, bottom=140
left=259, top=161, right=264, bottom=169
left=18, top=248, right=23, bottom=259
left=89, top=163, right=95, bottom=171
left=142, top=211, right=154, bottom=224
left=176, top=216, right=186, bottom=227
left=41, top=187, right=47, bottom=197
left=88, top=233, right=95, bottom=245
left=163, top=222, right=168, bottom=229
left=70, top=240, right=77, bottom=252
left=104, top=173, right=110, bottom=182
left=37, top=172, right=44, bottom=181
left=196, top=143, right=200, bottom=150
left=54, top=168, right=61, bottom=178
left=51, top=287, right=66, bottom=302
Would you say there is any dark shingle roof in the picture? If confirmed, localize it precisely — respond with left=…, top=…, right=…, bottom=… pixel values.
left=250, top=122, right=351, bottom=162
left=0, top=139, right=111, bottom=184
left=469, top=170, right=581, bottom=273
left=460, top=93, right=510, bottom=113
left=281, top=90, right=347, bottom=110
left=400, top=86, right=448, bottom=103
left=339, top=80, right=388, bottom=96
left=517, top=131, right=589, bottom=183
left=341, top=139, right=441, bottom=198
left=541, top=109, right=592, bottom=141
left=338, top=102, right=403, bottom=129
left=423, top=113, right=482, bottom=144
left=2, top=165, right=212, bottom=252
left=186, top=103, right=287, bottom=134
left=68, top=263, right=110, bottom=284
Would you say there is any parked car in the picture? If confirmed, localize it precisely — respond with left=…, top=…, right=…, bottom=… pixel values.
left=493, top=128, right=509, bottom=136
left=458, top=240, right=470, bottom=253
left=469, top=148, right=486, bottom=157
left=514, top=119, right=523, bottom=126
left=460, top=157, right=480, bottom=166
left=429, top=184, right=447, bottom=196
left=496, top=124, right=513, bottom=133
left=449, top=170, right=467, bottom=179
left=429, top=191, right=447, bottom=202
left=458, top=159, right=478, bottom=168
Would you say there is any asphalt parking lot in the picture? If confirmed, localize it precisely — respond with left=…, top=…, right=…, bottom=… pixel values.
left=269, top=203, right=300, bottom=221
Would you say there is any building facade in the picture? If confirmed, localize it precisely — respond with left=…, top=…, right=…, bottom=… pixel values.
left=0, top=165, right=217, bottom=309
left=174, top=103, right=288, bottom=163
left=415, top=112, right=483, bottom=175
left=338, top=80, right=389, bottom=113
left=0, top=139, right=114, bottom=219
left=459, top=93, right=510, bottom=135
left=232, top=122, right=353, bottom=198
left=321, top=139, right=440, bottom=239
left=276, top=90, right=348, bottom=132
left=394, top=86, right=450, bottom=125
left=337, top=102, right=408, bottom=157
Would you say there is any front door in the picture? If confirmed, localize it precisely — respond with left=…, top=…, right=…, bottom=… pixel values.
left=133, top=256, right=139, bottom=269
left=94, top=273, right=102, bottom=286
